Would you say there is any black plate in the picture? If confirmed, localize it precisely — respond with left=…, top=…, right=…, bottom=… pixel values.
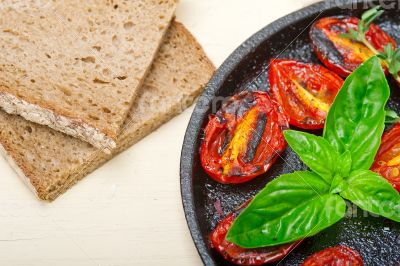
left=180, top=1, right=400, bottom=265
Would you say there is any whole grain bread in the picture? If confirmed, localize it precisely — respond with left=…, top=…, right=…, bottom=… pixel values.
left=0, top=21, right=215, bottom=201
left=0, top=0, right=178, bottom=150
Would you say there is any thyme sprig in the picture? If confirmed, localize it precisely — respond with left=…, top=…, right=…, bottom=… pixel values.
left=342, top=6, right=400, bottom=83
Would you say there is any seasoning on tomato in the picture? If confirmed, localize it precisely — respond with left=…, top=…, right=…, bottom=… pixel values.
left=310, top=16, right=396, bottom=77
left=200, top=91, right=288, bottom=184
left=301, top=246, right=363, bottom=266
left=371, top=123, right=400, bottom=192
left=210, top=200, right=300, bottom=265
left=269, top=59, right=343, bottom=129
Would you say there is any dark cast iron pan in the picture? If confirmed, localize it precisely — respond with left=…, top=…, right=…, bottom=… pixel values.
left=180, top=0, right=400, bottom=265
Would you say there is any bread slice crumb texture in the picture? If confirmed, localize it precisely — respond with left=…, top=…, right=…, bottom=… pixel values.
left=0, top=21, right=215, bottom=201
left=0, top=0, right=178, bottom=149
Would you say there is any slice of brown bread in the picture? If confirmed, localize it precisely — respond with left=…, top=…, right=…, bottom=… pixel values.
left=0, top=21, right=215, bottom=201
left=0, top=0, right=178, bottom=150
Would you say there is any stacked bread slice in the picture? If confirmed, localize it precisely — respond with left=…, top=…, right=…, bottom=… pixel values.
left=0, top=2, right=215, bottom=200
left=0, top=0, right=178, bottom=150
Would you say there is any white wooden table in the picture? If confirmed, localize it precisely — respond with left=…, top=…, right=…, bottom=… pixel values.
left=0, top=1, right=318, bottom=265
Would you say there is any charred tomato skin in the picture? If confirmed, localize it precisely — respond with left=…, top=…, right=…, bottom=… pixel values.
left=210, top=200, right=300, bottom=265
left=301, top=246, right=363, bottom=266
left=269, top=59, right=343, bottom=130
left=310, top=16, right=396, bottom=77
left=200, top=91, right=288, bottom=184
left=371, top=124, right=400, bottom=192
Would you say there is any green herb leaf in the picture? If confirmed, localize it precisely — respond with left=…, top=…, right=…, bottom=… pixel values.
left=330, top=174, right=346, bottom=194
left=379, top=44, right=400, bottom=77
left=340, top=170, right=400, bottom=222
left=379, top=43, right=393, bottom=61
left=344, top=7, right=400, bottom=82
left=385, top=109, right=400, bottom=124
left=323, top=56, right=390, bottom=170
left=284, top=130, right=338, bottom=183
left=389, top=48, right=400, bottom=78
left=361, top=6, right=382, bottom=21
left=361, top=6, right=384, bottom=32
left=340, top=29, right=362, bottom=42
left=357, top=20, right=365, bottom=35
left=226, top=171, right=346, bottom=248
left=337, top=150, right=352, bottom=178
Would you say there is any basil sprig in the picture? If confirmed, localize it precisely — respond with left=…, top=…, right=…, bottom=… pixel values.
left=226, top=57, right=400, bottom=248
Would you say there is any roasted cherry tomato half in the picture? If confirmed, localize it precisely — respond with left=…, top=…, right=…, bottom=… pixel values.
left=371, top=124, right=400, bottom=192
left=200, top=91, right=288, bottom=184
left=301, top=246, right=363, bottom=266
left=210, top=200, right=300, bottom=265
left=269, top=59, right=343, bottom=129
left=310, top=16, right=396, bottom=77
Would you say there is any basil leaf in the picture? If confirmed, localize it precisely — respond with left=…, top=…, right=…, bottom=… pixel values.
left=226, top=171, right=347, bottom=248
left=337, top=150, right=352, bottom=178
left=330, top=174, right=347, bottom=194
left=330, top=151, right=351, bottom=194
left=323, top=56, right=390, bottom=170
left=340, top=170, right=400, bottom=222
left=284, top=130, right=338, bottom=183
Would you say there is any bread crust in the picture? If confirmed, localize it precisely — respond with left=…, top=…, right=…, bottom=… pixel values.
left=0, top=91, right=117, bottom=150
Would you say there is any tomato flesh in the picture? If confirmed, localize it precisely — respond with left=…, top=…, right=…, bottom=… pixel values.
left=210, top=200, right=300, bottom=265
left=371, top=124, right=400, bottom=192
left=269, top=59, right=343, bottom=129
left=200, top=91, right=288, bottom=184
left=301, top=246, right=363, bottom=266
left=310, top=16, right=396, bottom=77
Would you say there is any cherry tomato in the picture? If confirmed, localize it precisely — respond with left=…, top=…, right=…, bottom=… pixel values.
left=269, top=59, right=343, bottom=129
left=200, top=91, right=288, bottom=184
left=301, top=246, right=363, bottom=266
left=310, top=16, right=396, bottom=77
left=371, top=124, right=400, bottom=192
left=210, top=200, right=300, bottom=265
